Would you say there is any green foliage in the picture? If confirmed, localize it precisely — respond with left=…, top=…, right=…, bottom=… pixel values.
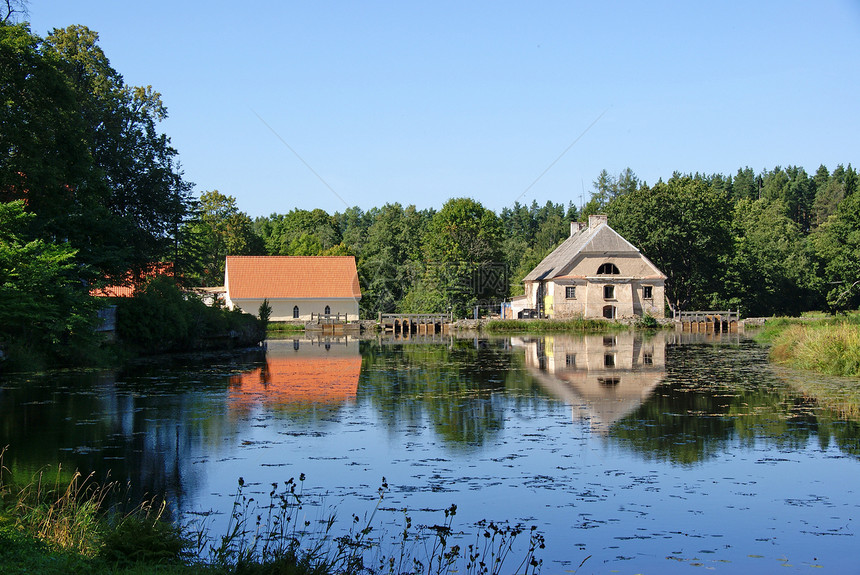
left=358, top=203, right=431, bottom=317
left=116, top=276, right=263, bottom=354
left=256, top=209, right=341, bottom=256
left=635, top=314, right=660, bottom=329
left=811, top=185, right=860, bottom=311
left=420, top=198, right=504, bottom=317
left=607, top=175, right=733, bottom=311
left=100, top=502, right=190, bottom=568
left=184, top=190, right=264, bottom=285
left=764, top=317, right=860, bottom=378
left=485, top=318, right=618, bottom=333
left=725, top=198, right=819, bottom=316
left=0, top=201, right=102, bottom=367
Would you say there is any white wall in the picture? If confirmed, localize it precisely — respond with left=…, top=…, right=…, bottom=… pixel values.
left=229, top=298, right=360, bottom=322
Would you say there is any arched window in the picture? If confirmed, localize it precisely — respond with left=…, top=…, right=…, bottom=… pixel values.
left=597, top=263, right=620, bottom=275
left=293, top=305, right=299, bottom=319
left=324, top=305, right=331, bottom=315
left=603, top=305, right=616, bottom=319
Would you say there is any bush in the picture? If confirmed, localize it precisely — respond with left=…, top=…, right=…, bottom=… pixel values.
left=116, top=276, right=263, bottom=354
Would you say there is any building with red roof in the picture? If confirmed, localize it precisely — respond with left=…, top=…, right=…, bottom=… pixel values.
left=224, top=256, right=361, bottom=321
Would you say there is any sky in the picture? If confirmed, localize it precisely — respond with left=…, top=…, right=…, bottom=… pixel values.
left=26, top=1, right=860, bottom=218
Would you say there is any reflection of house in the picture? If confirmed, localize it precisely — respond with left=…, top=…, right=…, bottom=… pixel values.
left=229, top=338, right=361, bottom=409
left=224, top=256, right=361, bottom=321
left=513, top=333, right=666, bottom=431
left=513, top=215, right=665, bottom=319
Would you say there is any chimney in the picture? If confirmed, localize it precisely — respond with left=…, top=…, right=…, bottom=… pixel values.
left=570, top=221, right=584, bottom=236
left=589, top=214, right=608, bottom=229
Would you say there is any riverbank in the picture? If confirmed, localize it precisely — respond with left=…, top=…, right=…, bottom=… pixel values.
left=0, top=460, right=543, bottom=575
left=757, top=315, right=860, bottom=378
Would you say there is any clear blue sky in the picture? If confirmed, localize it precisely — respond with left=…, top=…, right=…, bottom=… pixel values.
left=28, top=1, right=860, bottom=218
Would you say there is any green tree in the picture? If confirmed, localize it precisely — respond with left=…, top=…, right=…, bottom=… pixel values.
left=811, top=188, right=860, bottom=310
left=731, top=167, right=757, bottom=201
left=725, top=198, right=818, bottom=316
left=186, top=190, right=262, bottom=285
left=416, top=198, right=504, bottom=316
left=0, top=200, right=100, bottom=365
left=0, top=23, right=96, bottom=258
left=358, top=203, right=430, bottom=316
left=42, top=25, right=193, bottom=277
left=607, top=176, right=733, bottom=311
left=256, top=208, right=340, bottom=255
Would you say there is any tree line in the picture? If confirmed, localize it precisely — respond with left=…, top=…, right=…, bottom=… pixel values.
left=193, top=163, right=859, bottom=319
left=2, top=20, right=858, bottom=364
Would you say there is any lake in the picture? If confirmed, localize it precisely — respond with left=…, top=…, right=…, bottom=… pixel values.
left=1, top=331, right=858, bottom=573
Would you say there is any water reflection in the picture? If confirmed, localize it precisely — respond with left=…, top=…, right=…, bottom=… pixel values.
left=513, top=332, right=666, bottom=432
left=229, top=337, right=361, bottom=411
left=358, top=337, right=524, bottom=447
left=1, top=332, right=859, bottom=572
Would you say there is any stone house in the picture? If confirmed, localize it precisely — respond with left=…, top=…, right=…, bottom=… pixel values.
left=224, top=256, right=361, bottom=321
left=512, top=215, right=666, bottom=319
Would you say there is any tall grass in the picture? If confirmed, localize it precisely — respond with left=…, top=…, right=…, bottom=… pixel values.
left=485, top=318, right=620, bottom=333
left=1, top=451, right=547, bottom=574
left=0, top=447, right=189, bottom=567
left=767, top=319, right=860, bottom=378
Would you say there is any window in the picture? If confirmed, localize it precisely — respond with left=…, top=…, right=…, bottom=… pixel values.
left=566, top=353, right=576, bottom=367
left=324, top=305, right=331, bottom=315
left=604, top=354, right=616, bottom=368
left=603, top=285, right=615, bottom=299
left=642, top=352, right=653, bottom=365
left=565, top=286, right=576, bottom=299
left=602, top=305, right=616, bottom=319
left=642, top=286, right=653, bottom=300
left=598, top=377, right=620, bottom=387
left=597, top=263, right=620, bottom=275
left=603, top=335, right=616, bottom=347
left=293, top=305, right=299, bottom=319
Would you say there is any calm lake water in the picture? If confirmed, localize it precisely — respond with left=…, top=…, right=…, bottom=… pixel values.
left=1, top=331, right=858, bottom=573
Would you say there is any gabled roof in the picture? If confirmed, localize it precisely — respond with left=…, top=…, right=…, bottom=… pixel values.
left=523, top=221, right=664, bottom=281
left=225, top=256, right=361, bottom=299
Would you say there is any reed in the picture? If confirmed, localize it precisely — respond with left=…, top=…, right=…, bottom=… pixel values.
left=768, top=319, right=860, bottom=378
left=1, top=456, right=548, bottom=574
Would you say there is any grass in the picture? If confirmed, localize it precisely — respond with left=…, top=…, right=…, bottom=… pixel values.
left=754, top=314, right=860, bottom=417
left=758, top=315, right=860, bottom=378
left=0, top=453, right=548, bottom=575
left=486, top=317, right=631, bottom=333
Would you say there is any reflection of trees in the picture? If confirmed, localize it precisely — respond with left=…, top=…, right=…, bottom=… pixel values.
left=610, top=342, right=860, bottom=463
left=359, top=339, right=530, bottom=447
left=0, top=352, right=263, bottom=510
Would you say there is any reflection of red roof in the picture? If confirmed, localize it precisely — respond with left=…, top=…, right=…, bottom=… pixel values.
left=228, top=355, right=362, bottom=408
left=90, top=263, right=174, bottom=298
left=225, top=256, right=361, bottom=299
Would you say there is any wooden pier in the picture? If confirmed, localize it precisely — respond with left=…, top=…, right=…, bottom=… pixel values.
left=378, top=313, right=453, bottom=336
left=675, top=310, right=740, bottom=333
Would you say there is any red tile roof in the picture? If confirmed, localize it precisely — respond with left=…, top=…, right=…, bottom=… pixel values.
left=90, top=262, right=175, bottom=298
left=225, top=256, right=361, bottom=299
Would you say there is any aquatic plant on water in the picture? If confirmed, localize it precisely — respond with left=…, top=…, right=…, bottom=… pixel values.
left=201, top=476, right=545, bottom=575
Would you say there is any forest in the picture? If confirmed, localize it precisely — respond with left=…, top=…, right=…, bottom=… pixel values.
left=2, top=20, right=859, bottom=364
